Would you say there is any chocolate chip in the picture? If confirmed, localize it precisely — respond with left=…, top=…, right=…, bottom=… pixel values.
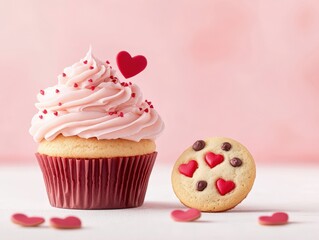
left=196, top=181, right=207, bottom=191
left=230, top=157, right=242, bottom=167
left=221, top=142, right=232, bottom=151
left=192, top=140, right=206, bottom=151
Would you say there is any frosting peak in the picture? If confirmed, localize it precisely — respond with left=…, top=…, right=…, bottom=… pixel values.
left=30, top=49, right=164, bottom=142
left=58, top=47, right=114, bottom=89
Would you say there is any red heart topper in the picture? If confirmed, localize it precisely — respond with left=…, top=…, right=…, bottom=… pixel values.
left=178, top=160, right=198, bottom=178
left=50, top=216, right=82, bottom=229
left=116, top=51, right=147, bottom=79
left=259, top=212, right=289, bottom=225
left=11, top=213, right=45, bottom=227
left=205, top=152, right=224, bottom=168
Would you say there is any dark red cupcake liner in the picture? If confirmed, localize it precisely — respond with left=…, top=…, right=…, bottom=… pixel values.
left=36, top=152, right=157, bottom=209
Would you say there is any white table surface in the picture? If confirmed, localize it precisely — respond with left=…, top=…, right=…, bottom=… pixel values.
left=0, top=163, right=318, bottom=240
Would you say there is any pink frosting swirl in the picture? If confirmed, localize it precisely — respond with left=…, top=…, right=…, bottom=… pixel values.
left=29, top=48, right=164, bottom=142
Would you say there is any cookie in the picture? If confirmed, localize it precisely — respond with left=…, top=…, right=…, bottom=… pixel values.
left=171, top=137, right=256, bottom=212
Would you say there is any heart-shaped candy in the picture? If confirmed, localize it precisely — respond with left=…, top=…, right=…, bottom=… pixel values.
left=216, top=178, right=235, bottom=195
left=171, top=208, right=201, bottom=222
left=178, top=160, right=198, bottom=178
left=116, top=51, right=147, bottom=78
left=205, top=152, right=224, bottom=168
left=11, top=213, right=45, bottom=227
left=259, top=212, right=289, bottom=225
left=50, top=216, right=82, bottom=229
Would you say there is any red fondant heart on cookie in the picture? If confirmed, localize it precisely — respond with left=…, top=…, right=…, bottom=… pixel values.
left=171, top=208, right=201, bottom=222
left=216, top=178, right=235, bottom=196
left=11, top=213, right=45, bottom=227
left=259, top=212, right=289, bottom=225
left=178, top=160, right=198, bottom=178
left=116, top=51, right=147, bottom=78
left=205, top=152, right=224, bottom=168
left=50, top=216, right=82, bottom=229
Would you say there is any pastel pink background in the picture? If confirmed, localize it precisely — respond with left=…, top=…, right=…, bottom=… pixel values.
left=1, top=0, right=319, bottom=165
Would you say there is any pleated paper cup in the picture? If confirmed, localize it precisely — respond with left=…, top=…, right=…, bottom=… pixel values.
left=36, top=152, right=157, bottom=209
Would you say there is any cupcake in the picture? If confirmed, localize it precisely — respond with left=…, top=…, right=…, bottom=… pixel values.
left=29, top=48, right=164, bottom=209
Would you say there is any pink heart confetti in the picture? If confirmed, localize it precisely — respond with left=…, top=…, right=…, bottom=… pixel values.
left=11, top=213, right=45, bottom=227
left=259, top=212, right=289, bottom=226
left=50, top=216, right=82, bottom=229
left=171, top=208, right=201, bottom=222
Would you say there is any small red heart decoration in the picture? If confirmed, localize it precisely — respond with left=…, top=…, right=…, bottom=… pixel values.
left=178, top=160, right=198, bottom=178
left=50, top=216, right=82, bottom=229
left=205, top=152, right=224, bottom=168
left=116, top=51, right=147, bottom=78
left=259, top=212, right=289, bottom=225
left=216, top=178, right=235, bottom=195
left=11, top=213, right=45, bottom=227
left=171, top=208, right=201, bottom=222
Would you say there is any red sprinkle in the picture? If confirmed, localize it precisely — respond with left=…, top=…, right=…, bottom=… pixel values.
left=110, top=76, right=114, bottom=79
left=129, top=82, right=132, bottom=85
left=39, top=115, right=43, bottom=119
left=150, top=105, right=154, bottom=108
left=131, top=93, right=136, bottom=98
left=40, top=90, right=45, bottom=95
left=91, top=86, right=96, bottom=91
left=118, top=112, right=124, bottom=117
left=62, top=73, right=66, bottom=77
left=55, top=89, right=60, bottom=93
left=144, top=108, right=149, bottom=113
left=89, top=66, right=94, bottom=70
left=58, top=102, right=62, bottom=106
left=43, top=109, right=47, bottom=114
left=109, top=111, right=119, bottom=115
left=83, top=60, right=88, bottom=64
left=54, top=111, right=58, bottom=116
left=139, top=108, right=143, bottom=111
left=106, top=60, right=110, bottom=64
left=74, top=83, right=78, bottom=88
left=112, top=79, right=117, bottom=84
left=88, top=79, right=93, bottom=83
